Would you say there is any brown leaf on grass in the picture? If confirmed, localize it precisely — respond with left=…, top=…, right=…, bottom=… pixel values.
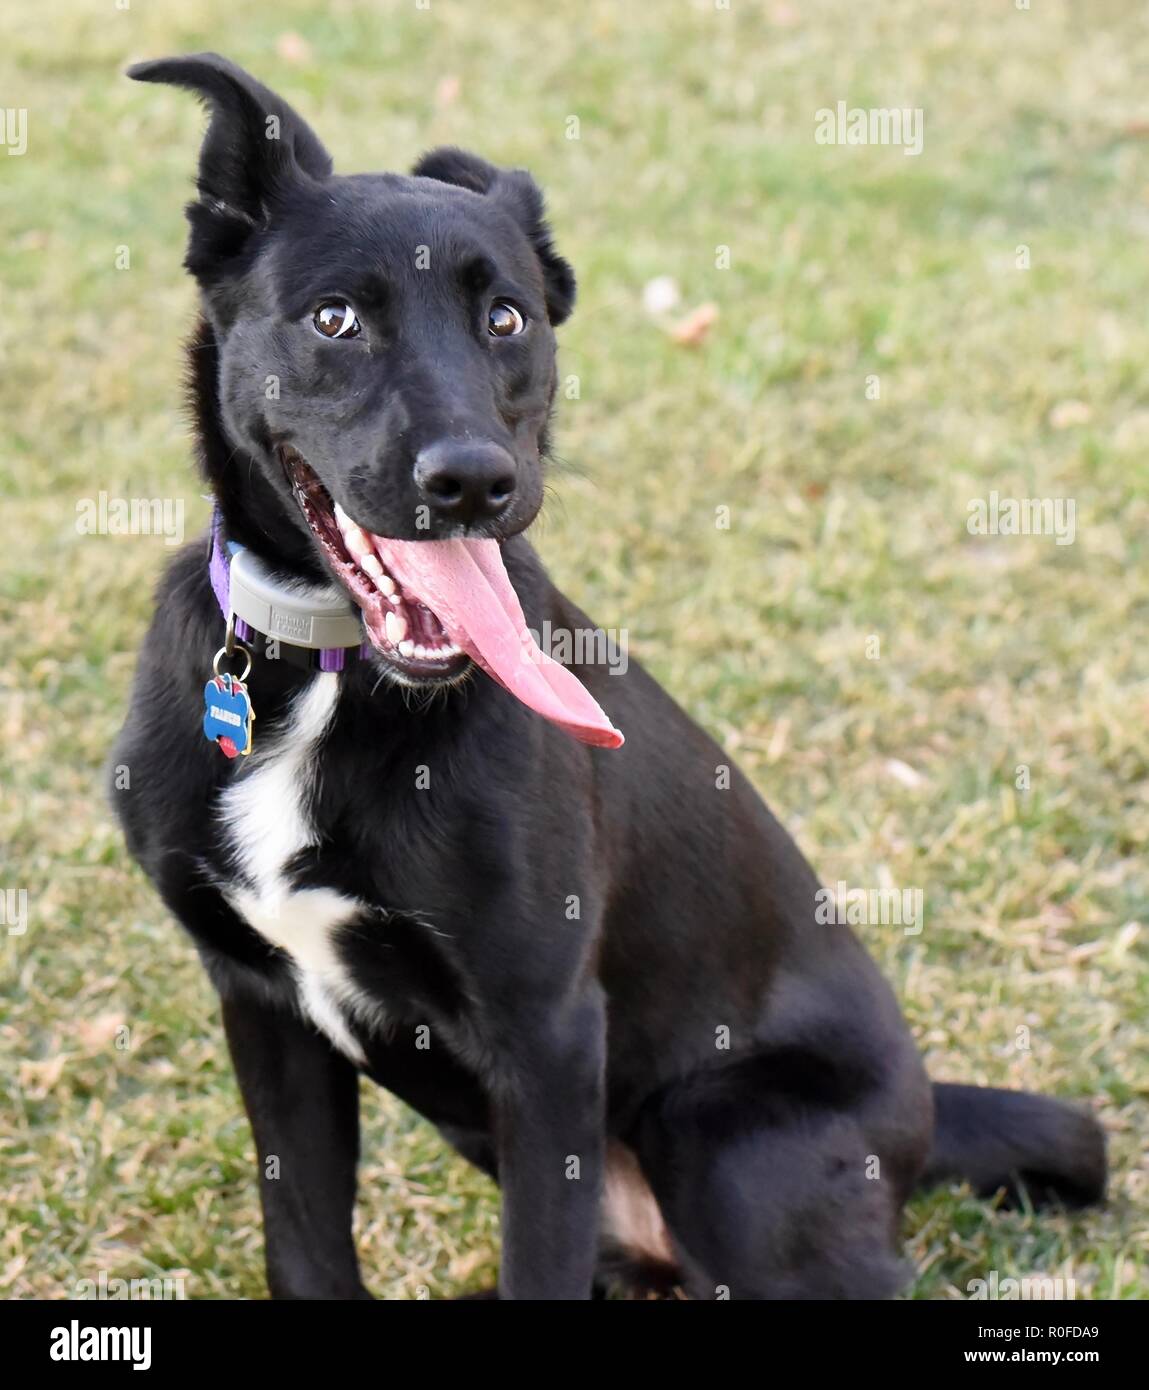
left=275, top=32, right=312, bottom=65
left=668, top=303, right=718, bottom=347
left=1049, top=399, right=1092, bottom=429
left=74, top=1013, right=126, bottom=1052
left=435, top=75, right=461, bottom=109
left=18, top=1054, right=66, bottom=1098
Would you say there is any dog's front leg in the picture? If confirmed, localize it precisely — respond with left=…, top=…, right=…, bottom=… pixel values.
left=221, top=993, right=370, bottom=1300
left=492, top=988, right=606, bottom=1300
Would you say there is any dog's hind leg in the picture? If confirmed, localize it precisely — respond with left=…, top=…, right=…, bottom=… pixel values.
left=628, top=1052, right=925, bottom=1300
left=222, top=994, right=370, bottom=1299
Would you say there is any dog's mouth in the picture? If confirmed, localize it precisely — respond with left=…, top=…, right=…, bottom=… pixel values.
left=285, top=447, right=470, bottom=683
left=283, top=447, right=624, bottom=748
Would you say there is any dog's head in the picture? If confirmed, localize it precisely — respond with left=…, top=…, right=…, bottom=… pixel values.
left=130, top=55, right=608, bottom=717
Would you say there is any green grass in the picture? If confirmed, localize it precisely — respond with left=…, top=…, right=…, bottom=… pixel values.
left=2, top=0, right=1147, bottom=1300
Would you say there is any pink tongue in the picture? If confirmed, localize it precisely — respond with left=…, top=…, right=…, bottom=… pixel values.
left=372, top=538, right=624, bottom=750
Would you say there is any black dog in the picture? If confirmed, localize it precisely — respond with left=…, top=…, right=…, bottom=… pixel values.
left=113, top=54, right=1105, bottom=1300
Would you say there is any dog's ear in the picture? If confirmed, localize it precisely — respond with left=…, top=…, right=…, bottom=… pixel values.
left=128, top=53, right=333, bottom=280
left=413, top=146, right=576, bottom=325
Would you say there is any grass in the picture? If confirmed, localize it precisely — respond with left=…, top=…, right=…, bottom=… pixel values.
left=1, top=0, right=1147, bottom=1300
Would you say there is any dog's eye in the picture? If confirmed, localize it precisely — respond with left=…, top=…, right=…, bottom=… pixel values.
left=313, top=302, right=362, bottom=340
left=488, top=301, right=526, bottom=337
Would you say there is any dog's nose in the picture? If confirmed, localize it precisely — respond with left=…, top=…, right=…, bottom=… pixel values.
left=414, top=441, right=516, bottom=526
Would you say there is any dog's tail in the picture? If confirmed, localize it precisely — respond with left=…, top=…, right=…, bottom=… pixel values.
left=921, top=1083, right=1106, bottom=1207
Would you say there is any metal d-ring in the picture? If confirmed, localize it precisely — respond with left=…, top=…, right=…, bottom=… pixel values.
left=213, top=614, right=252, bottom=683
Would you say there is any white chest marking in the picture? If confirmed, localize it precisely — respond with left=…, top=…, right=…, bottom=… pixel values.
left=219, top=673, right=372, bottom=1064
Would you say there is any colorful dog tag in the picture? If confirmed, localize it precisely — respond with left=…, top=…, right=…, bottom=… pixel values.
left=203, top=673, right=255, bottom=758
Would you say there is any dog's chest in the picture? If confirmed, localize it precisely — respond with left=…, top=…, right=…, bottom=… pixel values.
left=216, top=674, right=374, bottom=1064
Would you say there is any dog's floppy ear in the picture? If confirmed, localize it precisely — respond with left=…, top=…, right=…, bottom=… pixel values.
left=413, top=146, right=576, bottom=325
left=128, top=52, right=332, bottom=279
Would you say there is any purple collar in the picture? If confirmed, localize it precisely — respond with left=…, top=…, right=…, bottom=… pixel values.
left=208, top=510, right=367, bottom=673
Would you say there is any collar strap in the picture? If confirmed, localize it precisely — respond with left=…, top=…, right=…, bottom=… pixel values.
left=208, top=510, right=368, bottom=672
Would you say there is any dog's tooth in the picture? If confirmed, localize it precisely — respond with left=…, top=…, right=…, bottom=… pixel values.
left=334, top=502, right=371, bottom=557
left=398, top=639, right=415, bottom=658
left=413, top=644, right=428, bottom=660
left=345, top=527, right=372, bottom=558
left=385, top=610, right=408, bottom=644
left=361, top=554, right=394, bottom=592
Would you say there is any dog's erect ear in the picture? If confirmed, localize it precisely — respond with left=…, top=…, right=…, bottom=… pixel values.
left=413, top=146, right=576, bottom=325
left=128, top=53, right=332, bottom=279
